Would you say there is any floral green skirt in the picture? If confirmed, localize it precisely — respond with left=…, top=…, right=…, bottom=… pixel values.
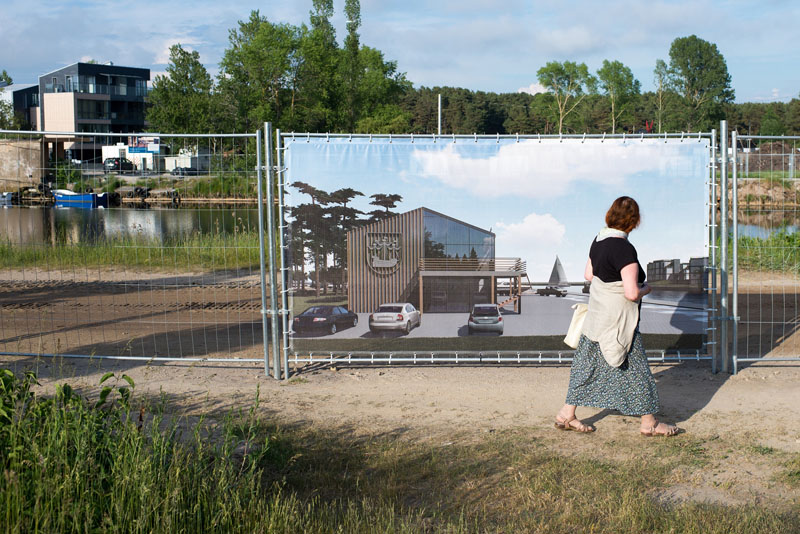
left=565, top=331, right=659, bottom=416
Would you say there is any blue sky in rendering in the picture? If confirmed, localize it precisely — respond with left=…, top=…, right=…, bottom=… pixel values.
left=1, top=0, right=798, bottom=103
left=285, top=137, right=709, bottom=282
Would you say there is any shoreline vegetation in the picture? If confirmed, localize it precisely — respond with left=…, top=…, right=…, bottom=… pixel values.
left=0, top=231, right=263, bottom=271
left=0, top=368, right=797, bottom=533
left=1, top=232, right=796, bottom=276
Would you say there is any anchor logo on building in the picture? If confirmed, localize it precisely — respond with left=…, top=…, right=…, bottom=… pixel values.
left=366, top=233, right=401, bottom=274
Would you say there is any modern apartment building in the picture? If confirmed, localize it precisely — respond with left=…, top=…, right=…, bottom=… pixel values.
left=36, top=62, right=149, bottom=135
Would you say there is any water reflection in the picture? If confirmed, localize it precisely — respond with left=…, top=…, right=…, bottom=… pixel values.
left=735, top=210, right=800, bottom=239
left=0, top=206, right=261, bottom=245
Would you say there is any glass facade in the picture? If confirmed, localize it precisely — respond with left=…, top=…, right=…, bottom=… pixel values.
left=422, top=277, right=492, bottom=312
left=423, top=211, right=494, bottom=260
left=420, top=210, right=496, bottom=312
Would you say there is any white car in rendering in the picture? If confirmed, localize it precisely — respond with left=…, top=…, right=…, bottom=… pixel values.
left=368, top=303, right=421, bottom=335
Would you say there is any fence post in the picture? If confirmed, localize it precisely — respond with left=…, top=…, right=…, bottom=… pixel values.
left=731, top=130, right=739, bottom=373
left=710, top=128, right=718, bottom=374
left=264, top=123, right=282, bottom=380
left=255, top=128, right=272, bottom=377
left=276, top=128, right=291, bottom=379
left=719, top=120, right=730, bottom=373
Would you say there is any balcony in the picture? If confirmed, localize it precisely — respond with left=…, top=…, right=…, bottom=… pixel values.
left=43, top=83, right=149, bottom=98
left=418, top=257, right=526, bottom=274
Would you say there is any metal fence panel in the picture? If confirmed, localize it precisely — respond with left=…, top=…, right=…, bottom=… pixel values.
left=731, top=133, right=800, bottom=373
left=0, top=129, right=276, bottom=374
left=278, top=132, right=715, bottom=368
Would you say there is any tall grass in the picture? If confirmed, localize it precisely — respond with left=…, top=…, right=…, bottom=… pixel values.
left=0, top=231, right=263, bottom=271
left=0, top=369, right=426, bottom=533
left=186, top=175, right=257, bottom=199
left=738, top=230, right=800, bottom=273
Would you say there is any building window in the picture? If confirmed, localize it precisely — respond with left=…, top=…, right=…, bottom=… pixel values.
left=76, top=99, right=109, bottom=120
left=423, top=211, right=494, bottom=261
left=135, top=79, right=147, bottom=97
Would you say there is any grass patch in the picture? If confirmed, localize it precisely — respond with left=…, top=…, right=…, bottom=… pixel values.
left=184, top=174, right=257, bottom=198
left=653, top=436, right=710, bottom=467
left=1, top=368, right=797, bottom=533
left=785, top=455, right=800, bottom=487
left=0, top=230, right=263, bottom=271
left=738, top=230, right=800, bottom=274
left=292, top=334, right=705, bottom=353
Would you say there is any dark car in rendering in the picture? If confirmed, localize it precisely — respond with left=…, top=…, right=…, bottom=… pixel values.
left=103, top=157, right=136, bottom=173
left=292, top=305, right=358, bottom=335
left=536, top=286, right=568, bottom=297
left=467, top=303, right=504, bottom=335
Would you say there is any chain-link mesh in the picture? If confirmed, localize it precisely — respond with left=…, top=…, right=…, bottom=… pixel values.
left=732, top=134, right=800, bottom=371
left=0, top=130, right=269, bottom=362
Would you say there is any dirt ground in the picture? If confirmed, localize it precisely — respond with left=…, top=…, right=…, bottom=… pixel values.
left=1, top=353, right=799, bottom=511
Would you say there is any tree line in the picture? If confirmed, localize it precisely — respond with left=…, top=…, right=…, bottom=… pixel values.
left=146, top=1, right=410, bottom=136
left=139, top=2, right=800, bottom=138
left=3, top=4, right=800, bottom=136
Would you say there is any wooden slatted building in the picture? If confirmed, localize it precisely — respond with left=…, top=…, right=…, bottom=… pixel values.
left=347, top=208, right=426, bottom=313
left=347, top=207, right=529, bottom=314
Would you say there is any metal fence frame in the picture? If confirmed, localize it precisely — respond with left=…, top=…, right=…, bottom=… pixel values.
left=0, top=127, right=279, bottom=377
left=276, top=131, right=717, bottom=370
left=729, top=129, right=800, bottom=373
left=0, top=126, right=731, bottom=377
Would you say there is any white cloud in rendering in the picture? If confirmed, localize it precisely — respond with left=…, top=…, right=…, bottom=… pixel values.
left=412, top=139, right=676, bottom=199
left=495, top=212, right=565, bottom=247
left=494, top=212, right=568, bottom=280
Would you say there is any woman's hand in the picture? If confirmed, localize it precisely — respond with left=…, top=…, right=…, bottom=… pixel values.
left=639, top=282, right=651, bottom=298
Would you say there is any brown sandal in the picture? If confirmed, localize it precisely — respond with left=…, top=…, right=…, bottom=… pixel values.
left=555, top=415, right=595, bottom=433
left=640, top=420, right=680, bottom=437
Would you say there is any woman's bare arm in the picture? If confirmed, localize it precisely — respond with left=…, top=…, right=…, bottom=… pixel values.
left=584, top=258, right=593, bottom=282
left=621, top=263, right=650, bottom=301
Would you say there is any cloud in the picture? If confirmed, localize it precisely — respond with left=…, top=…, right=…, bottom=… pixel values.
left=532, top=25, right=607, bottom=56
left=411, top=139, right=683, bottom=199
left=495, top=212, right=565, bottom=247
left=154, top=38, right=203, bottom=65
left=517, top=82, right=547, bottom=95
left=494, top=212, right=568, bottom=280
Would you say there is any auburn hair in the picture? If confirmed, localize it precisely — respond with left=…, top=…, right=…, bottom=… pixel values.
left=605, top=196, right=640, bottom=233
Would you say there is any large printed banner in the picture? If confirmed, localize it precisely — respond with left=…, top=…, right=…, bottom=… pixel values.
left=285, top=136, right=710, bottom=352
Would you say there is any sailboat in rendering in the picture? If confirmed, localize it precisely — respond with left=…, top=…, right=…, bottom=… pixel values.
left=536, top=256, right=569, bottom=297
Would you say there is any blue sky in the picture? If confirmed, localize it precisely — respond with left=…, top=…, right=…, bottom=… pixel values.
left=1, top=0, right=798, bottom=103
left=285, top=137, right=709, bottom=282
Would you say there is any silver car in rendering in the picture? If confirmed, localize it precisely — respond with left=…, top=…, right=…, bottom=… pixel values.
left=368, top=303, right=421, bottom=334
left=467, top=304, right=504, bottom=335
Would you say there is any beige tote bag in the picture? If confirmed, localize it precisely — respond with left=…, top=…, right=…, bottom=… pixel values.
left=563, top=303, right=588, bottom=349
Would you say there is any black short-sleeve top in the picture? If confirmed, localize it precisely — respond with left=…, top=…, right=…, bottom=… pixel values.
left=589, top=237, right=646, bottom=284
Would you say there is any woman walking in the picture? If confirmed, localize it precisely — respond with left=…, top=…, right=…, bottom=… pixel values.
left=555, top=196, right=680, bottom=437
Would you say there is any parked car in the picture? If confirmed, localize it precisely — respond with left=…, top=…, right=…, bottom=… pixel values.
left=293, top=305, right=358, bottom=335
left=170, top=166, right=200, bottom=177
left=104, top=157, right=135, bottom=173
left=536, top=286, right=568, bottom=297
left=368, top=303, right=421, bottom=335
left=467, top=304, right=504, bottom=335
